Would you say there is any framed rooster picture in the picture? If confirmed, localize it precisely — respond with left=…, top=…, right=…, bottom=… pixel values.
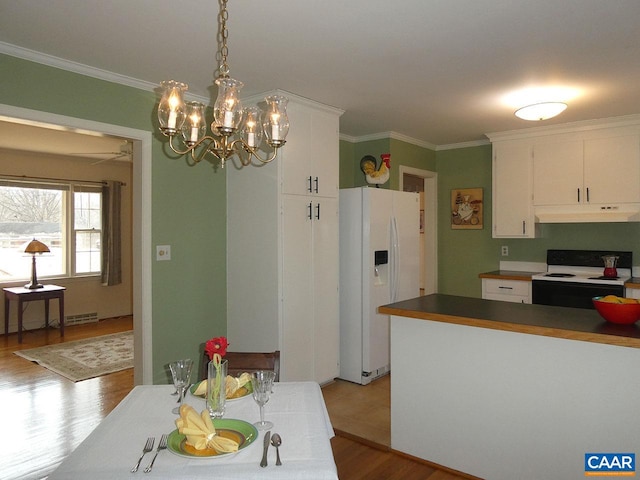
left=451, top=188, right=483, bottom=229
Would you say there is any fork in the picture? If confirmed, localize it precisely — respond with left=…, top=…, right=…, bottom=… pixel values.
left=131, top=437, right=154, bottom=473
left=144, top=433, right=168, bottom=473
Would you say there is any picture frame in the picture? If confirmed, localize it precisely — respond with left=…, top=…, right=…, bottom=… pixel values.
left=451, top=188, right=483, bottom=229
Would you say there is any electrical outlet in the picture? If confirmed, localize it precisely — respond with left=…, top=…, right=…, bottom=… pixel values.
left=156, top=245, right=171, bottom=261
left=501, top=246, right=509, bottom=256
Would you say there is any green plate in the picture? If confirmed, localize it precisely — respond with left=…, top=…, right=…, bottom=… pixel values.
left=189, top=380, right=253, bottom=400
left=167, top=418, right=258, bottom=458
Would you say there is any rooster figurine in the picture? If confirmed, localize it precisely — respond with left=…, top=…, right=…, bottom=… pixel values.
left=360, top=153, right=391, bottom=187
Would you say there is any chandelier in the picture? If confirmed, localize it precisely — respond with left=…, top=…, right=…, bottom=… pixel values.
left=156, top=0, right=289, bottom=168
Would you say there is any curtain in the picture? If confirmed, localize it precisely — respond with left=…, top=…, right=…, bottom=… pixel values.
left=101, top=180, right=122, bottom=286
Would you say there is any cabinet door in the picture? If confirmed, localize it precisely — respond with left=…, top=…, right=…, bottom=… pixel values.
left=584, top=135, right=640, bottom=204
left=311, top=197, right=339, bottom=382
left=281, top=195, right=339, bottom=383
left=281, top=195, right=315, bottom=381
left=533, top=140, right=583, bottom=205
left=493, top=142, right=535, bottom=238
left=281, top=102, right=313, bottom=197
left=309, top=109, right=340, bottom=198
left=281, top=103, right=340, bottom=198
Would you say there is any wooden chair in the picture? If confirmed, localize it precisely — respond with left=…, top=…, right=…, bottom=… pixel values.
left=200, top=351, right=280, bottom=381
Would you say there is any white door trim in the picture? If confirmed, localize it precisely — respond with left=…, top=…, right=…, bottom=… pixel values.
left=399, top=165, right=438, bottom=295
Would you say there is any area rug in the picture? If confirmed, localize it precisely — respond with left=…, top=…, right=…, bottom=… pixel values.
left=14, top=331, right=133, bottom=382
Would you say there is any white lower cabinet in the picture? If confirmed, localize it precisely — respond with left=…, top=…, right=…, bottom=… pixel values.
left=625, top=288, right=640, bottom=300
left=482, top=278, right=532, bottom=304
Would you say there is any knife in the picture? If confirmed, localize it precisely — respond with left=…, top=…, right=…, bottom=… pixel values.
left=260, top=431, right=271, bottom=467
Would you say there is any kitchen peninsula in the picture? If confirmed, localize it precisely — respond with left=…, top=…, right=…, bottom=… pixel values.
left=379, top=295, right=640, bottom=480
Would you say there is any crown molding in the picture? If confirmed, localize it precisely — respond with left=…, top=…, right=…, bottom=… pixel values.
left=339, top=131, right=437, bottom=150
left=436, top=139, right=491, bottom=150
left=486, top=114, right=640, bottom=142
left=0, top=41, right=212, bottom=104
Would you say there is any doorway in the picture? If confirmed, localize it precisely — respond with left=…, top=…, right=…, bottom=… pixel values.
left=399, top=166, right=437, bottom=295
left=0, top=103, right=153, bottom=384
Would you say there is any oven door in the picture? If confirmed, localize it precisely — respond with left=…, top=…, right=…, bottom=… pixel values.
left=532, top=280, right=624, bottom=309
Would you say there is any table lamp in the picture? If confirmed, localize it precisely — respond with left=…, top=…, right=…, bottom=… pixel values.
left=24, top=238, right=50, bottom=289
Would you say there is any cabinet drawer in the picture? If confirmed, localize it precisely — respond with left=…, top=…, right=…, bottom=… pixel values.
left=483, top=292, right=530, bottom=304
left=482, top=279, right=530, bottom=297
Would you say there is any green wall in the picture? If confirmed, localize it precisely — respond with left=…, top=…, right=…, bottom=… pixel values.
left=436, top=145, right=494, bottom=297
left=1, top=54, right=227, bottom=383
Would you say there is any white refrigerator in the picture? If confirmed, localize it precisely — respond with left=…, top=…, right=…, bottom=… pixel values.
left=339, top=187, right=420, bottom=385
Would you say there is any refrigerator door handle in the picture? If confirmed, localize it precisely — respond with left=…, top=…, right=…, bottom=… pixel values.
left=390, top=216, right=400, bottom=302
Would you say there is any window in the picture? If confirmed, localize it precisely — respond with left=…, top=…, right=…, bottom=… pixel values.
left=0, top=179, right=102, bottom=282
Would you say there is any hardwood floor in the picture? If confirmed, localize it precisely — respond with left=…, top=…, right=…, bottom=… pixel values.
left=1, top=319, right=472, bottom=480
left=1, top=316, right=134, bottom=480
left=322, top=376, right=391, bottom=447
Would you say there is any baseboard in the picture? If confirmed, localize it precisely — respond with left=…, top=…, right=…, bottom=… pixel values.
left=332, top=428, right=390, bottom=452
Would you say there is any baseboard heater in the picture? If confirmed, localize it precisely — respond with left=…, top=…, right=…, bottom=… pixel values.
left=65, top=312, right=98, bottom=325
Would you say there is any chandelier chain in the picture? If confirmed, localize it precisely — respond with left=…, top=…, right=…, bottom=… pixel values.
left=217, top=0, right=230, bottom=77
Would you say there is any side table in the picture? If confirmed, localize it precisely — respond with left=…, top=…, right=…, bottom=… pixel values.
left=3, top=285, right=66, bottom=343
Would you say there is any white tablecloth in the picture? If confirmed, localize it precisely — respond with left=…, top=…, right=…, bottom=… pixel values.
left=48, top=382, right=338, bottom=480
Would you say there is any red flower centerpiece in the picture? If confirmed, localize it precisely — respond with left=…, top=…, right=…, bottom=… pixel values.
left=205, top=336, right=229, bottom=360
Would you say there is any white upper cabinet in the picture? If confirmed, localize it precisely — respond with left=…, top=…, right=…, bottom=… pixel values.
left=583, top=135, right=640, bottom=204
left=533, top=140, right=583, bottom=205
left=534, top=135, right=640, bottom=206
left=489, top=115, right=640, bottom=225
left=492, top=140, right=536, bottom=238
left=280, top=102, right=340, bottom=198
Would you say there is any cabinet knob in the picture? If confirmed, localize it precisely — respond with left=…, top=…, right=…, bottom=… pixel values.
left=307, top=202, right=313, bottom=220
left=315, top=203, right=321, bottom=220
left=314, top=177, right=319, bottom=194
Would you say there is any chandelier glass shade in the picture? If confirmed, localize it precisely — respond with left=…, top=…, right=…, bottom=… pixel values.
left=515, top=102, right=567, bottom=121
left=156, top=0, right=289, bottom=168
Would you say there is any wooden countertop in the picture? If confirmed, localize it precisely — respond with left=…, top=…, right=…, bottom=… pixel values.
left=478, top=270, right=540, bottom=281
left=626, top=277, right=640, bottom=289
left=379, top=294, right=640, bottom=349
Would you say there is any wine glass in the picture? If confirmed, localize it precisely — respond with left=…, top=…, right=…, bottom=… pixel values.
left=251, top=370, right=276, bottom=430
left=169, top=359, right=193, bottom=414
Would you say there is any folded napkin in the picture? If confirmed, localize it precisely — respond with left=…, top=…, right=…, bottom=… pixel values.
left=193, top=380, right=207, bottom=396
left=192, top=372, right=252, bottom=398
left=175, top=404, right=239, bottom=453
left=226, top=372, right=252, bottom=398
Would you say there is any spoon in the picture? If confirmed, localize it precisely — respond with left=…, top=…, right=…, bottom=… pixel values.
left=270, top=433, right=282, bottom=466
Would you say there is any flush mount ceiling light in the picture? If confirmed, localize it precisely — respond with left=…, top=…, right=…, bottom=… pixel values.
left=156, top=0, right=289, bottom=168
left=515, top=102, right=568, bottom=121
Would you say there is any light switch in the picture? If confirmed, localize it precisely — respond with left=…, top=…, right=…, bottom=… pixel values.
left=156, top=245, right=171, bottom=261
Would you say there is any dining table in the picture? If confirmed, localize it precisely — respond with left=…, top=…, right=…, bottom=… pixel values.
left=47, top=381, right=338, bottom=479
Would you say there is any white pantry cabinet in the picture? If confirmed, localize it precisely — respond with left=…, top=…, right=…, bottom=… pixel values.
left=533, top=134, right=640, bottom=206
left=491, top=140, right=537, bottom=238
left=226, top=92, right=343, bottom=384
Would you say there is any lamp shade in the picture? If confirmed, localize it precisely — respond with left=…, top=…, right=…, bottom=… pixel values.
left=24, top=239, right=50, bottom=254
left=515, top=102, right=567, bottom=121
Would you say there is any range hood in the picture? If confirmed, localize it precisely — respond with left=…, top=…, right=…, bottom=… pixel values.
left=534, top=204, right=640, bottom=223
